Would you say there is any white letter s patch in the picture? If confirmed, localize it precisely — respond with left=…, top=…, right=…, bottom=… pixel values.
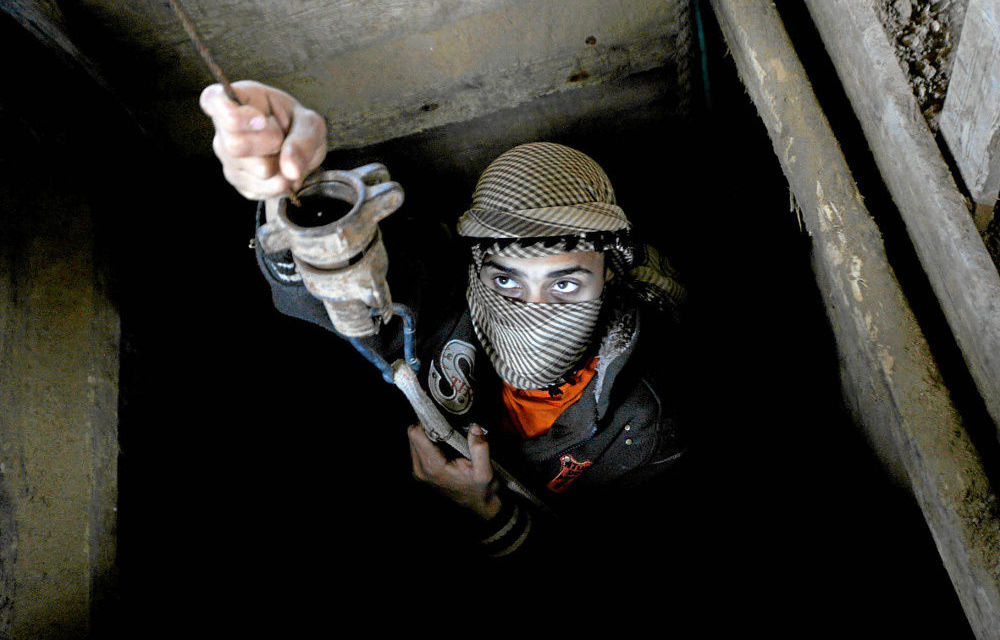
left=428, top=339, right=476, bottom=415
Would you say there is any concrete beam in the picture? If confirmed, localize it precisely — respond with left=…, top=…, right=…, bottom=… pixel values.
left=709, top=1, right=1000, bottom=637
left=0, top=174, right=119, bottom=639
left=70, top=0, right=694, bottom=154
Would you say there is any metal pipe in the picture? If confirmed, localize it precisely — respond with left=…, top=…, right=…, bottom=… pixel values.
left=390, top=303, right=420, bottom=371
left=391, top=360, right=551, bottom=514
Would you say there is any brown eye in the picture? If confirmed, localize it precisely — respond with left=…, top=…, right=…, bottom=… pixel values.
left=494, top=275, right=519, bottom=290
left=552, top=280, right=580, bottom=293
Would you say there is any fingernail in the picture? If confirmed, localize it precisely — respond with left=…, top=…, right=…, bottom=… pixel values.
left=249, top=116, right=267, bottom=130
left=470, top=424, right=482, bottom=436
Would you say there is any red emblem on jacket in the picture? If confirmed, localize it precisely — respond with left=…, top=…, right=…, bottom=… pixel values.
left=547, top=454, right=593, bottom=493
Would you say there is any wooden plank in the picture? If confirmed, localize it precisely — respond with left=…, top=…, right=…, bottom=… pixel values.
left=805, top=0, right=1000, bottom=442
left=708, top=2, right=1000, bottom=638
left=940, top=0, right=1000, bottom=214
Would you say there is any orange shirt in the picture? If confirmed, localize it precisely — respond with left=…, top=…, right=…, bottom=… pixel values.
left=500, top=356, right=600, bottom=438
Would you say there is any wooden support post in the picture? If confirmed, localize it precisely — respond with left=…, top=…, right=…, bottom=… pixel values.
left=708, top=1, right=1000, bottom=638
left=940, top=0, right=1000, bottom=229
left=805, top=0, right=1000, bottom=442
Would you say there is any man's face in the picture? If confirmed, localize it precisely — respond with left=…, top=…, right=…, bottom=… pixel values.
left=478, top=251, right=607, bottom=303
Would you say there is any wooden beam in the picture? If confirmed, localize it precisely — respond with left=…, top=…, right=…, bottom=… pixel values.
left=805, top=0, right=1000, bottom=442
left=940, top=0, right=1000, bottom=218
left=708, top=2, right=1000, bottom=637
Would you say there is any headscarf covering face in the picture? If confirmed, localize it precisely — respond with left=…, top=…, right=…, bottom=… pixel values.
left=466, top=243, right=606, bottom=390
left=458, top=143, right=632, bottom=390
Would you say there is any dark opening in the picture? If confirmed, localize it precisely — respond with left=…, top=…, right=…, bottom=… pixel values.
left=285, top=193, right=356, bottom=228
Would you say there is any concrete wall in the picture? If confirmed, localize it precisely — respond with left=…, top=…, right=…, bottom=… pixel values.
left=0, top=6, right=127, bottom=639
left=0, top=174, right=120, bottom=640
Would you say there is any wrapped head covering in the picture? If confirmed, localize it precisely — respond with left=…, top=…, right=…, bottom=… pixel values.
left=457, top=142, right=683, bottom=390
left=457, top=142, right=631, bottom=240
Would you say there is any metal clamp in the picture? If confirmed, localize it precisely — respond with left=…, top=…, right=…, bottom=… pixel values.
left=256, top=164, right=404, bottom=337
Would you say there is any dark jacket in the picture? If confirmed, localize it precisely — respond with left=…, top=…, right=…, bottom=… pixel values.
left=253, top=203, right=688, bottom=558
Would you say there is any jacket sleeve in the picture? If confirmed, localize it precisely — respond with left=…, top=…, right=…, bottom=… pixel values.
left=476, top=489, right=534, bottom=557
left=474, top=486, right=564, bottom=561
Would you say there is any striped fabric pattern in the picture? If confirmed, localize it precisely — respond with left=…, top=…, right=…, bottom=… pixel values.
left=466, top=265, right=603, bottom=390
left=457, top=141, right=685, bottom=389
left=456, top=143, right=631, bottom=239
left=629, top=243, right=688, bottom=315
left=479, top=499, right=532, bottom=557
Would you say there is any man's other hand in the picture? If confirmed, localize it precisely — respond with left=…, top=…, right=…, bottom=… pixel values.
left=408, top=423, right=502, bottom=521
left=200, top=80, right=327, bottom=201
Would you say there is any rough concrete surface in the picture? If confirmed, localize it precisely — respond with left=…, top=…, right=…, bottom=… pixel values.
left=0, top=173, right=120, bottom=640
left=0, top=8, right=121, bottom=638
left=61, top=0, right=693, bottom=155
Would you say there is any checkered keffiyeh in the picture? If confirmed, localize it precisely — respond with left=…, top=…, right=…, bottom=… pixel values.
left=467, top=269, right=604, bottom=390
left=459, top=142, right=685, bottom=390
left=456, top=143, right=631, bottom=239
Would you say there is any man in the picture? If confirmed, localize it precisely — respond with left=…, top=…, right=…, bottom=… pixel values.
left=201, top=80, right=688, bottom=559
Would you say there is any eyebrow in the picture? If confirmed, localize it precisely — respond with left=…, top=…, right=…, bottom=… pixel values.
left=545, top=266, right=593, bottom=278
left=482, top=259, right=524, bottom=277
left=482, top=259, right=594, bottom=279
